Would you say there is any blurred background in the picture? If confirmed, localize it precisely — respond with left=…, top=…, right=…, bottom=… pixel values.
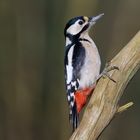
left=0, top=0, right=140, bottom=140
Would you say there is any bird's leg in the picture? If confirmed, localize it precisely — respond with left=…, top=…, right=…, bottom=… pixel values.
left=96, top=62, right=119, bottom=83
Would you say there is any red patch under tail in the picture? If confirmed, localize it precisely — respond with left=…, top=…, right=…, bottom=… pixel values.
left=75, top=85, right=95, bottom=113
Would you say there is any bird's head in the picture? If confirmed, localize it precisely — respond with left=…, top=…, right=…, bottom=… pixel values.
left=64, top=13, right=104, bottom=37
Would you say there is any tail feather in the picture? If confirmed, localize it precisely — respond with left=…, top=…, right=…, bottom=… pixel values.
left=69, top=102, right=79, bottom=132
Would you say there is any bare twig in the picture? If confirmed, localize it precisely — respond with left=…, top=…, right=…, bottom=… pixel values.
left=69, top=31, right=140, bottom=140
left=117, top=102, right=134, bottom=113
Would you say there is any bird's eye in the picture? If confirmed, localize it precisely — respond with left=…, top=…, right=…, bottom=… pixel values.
left=78, top=20, right=84, bottom=25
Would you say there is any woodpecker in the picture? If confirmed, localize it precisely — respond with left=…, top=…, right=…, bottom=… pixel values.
left=64, top=13, right=104, bottom=131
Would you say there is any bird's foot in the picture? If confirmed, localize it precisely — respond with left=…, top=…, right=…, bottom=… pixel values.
left=97, top=62, right=119, bottom=83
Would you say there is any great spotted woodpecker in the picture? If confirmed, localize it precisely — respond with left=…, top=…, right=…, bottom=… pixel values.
left=64, top=14, right=104, bottom=131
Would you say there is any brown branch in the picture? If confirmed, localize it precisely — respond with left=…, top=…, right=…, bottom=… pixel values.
left=70, top=31, right=140, bottom=140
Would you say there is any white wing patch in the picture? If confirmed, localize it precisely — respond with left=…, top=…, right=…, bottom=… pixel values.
left=66, top=45, right=74, bottom=84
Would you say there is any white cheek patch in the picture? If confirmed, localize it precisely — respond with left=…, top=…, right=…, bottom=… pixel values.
left=66, top=45, right=74, bottom=84
left=67, top=20, right=82, bottom=35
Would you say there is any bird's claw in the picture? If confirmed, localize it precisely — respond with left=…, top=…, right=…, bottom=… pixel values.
left=96, top=62, right=119, bottom=83
left=101, top=62, right=119, bottom=83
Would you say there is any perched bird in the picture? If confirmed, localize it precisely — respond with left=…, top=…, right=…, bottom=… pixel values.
left=64, top=14, right=104, bottom=131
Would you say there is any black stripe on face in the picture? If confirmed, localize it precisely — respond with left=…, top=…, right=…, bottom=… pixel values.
left=65, top=23, right=90, bottom=46
left=79, top=23, right=89, bottom=34
left=79, top=38, right=91, bottom=43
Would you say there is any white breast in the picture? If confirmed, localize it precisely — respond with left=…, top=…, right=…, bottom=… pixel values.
left=79, top=38, right=101, bottom=89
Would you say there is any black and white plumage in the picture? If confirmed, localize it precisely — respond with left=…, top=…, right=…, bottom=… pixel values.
left=64, top=14, right=104, bottom=131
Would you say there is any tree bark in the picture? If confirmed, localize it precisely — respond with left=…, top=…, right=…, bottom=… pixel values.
left=70, top=31, right=140, bottom=140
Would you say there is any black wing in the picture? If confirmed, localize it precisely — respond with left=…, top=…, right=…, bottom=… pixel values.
left=64, top=42, right=85, bottom=131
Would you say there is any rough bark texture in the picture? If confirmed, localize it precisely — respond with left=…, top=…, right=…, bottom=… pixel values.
left=70, top=31, right=140, bottom=140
